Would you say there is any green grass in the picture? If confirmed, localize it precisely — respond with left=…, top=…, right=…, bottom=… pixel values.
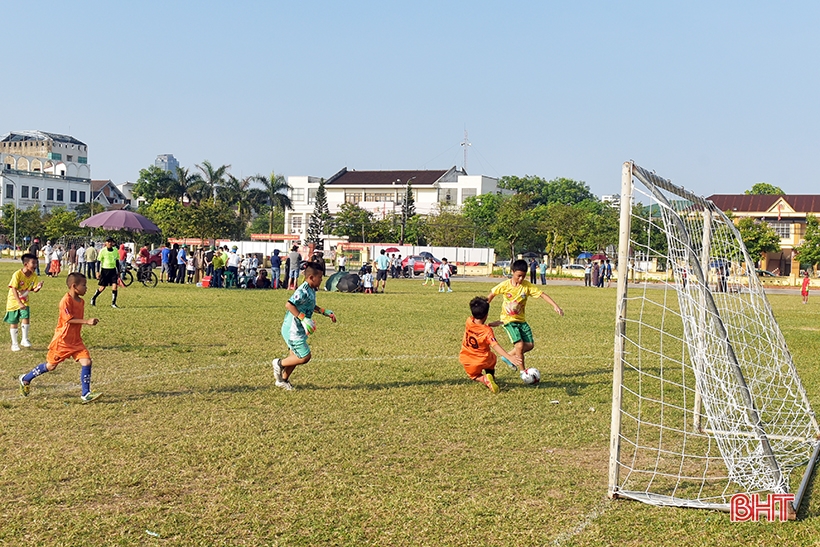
left=1, top=265, right=820, bottom=545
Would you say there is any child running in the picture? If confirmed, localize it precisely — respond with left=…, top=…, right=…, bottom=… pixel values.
left=5, top=253, right=44, bottom=351
left=487, top=259, right=563, bottom=377
left=272, top=261, right=337, bottom=390
left=438, top=258, right=453, bottom=293
left=460, top=296, right=522, bottom=393
left=18, top=272, right=102, bottom=403
left=802, top=270, right=810, bottom=304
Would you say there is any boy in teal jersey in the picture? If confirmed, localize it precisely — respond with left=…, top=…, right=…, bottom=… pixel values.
left=272, top=262, right=337, bottom=390
left=5, top=253, right=43, bottom=351
left=487, top=259, right=563, bottom=378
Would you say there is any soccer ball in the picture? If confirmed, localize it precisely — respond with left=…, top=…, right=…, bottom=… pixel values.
left=520, top=368, right=541, bottom=385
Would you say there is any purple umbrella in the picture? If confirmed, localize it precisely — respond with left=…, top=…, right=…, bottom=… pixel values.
left=80, top=210, right=161, bottom=234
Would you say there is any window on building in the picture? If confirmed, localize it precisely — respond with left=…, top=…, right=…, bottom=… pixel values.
left=70, top=190, right=78, bottom=202
left=67, top=155, right=73, bottom=162
left=47, top=188, right=54, bottom=200
left=32, top=187, right=39, bottom=199
left=291, top=188, right=305, bottom=202
left=768, top=221, right=791, bottom=239
left=79, top=191, right=86, bottom=202
left=57, top=189, right=64, bottom=201
left=308, top=188, right=317, bottom=205
left=438, top=188, right=454, bottom=203
left=291, top=215, right=303, bottom=232
left=5, top=184, right=13, bottom=199
left=461, top=188, right=477, bottom=201
left=345, top=192, right=362, bottom=204
left=21, top=186, right=29, bottom=199
left=364, top=192, right=394, bottom=202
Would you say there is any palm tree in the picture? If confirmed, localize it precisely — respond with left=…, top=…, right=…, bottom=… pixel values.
left=194, top=160, right=230, bottom=204
left=172, top=166, right=204, bottom=204
left=223, top=174, right=259, bottom=226
left=251, top=171, right=293, bottom=236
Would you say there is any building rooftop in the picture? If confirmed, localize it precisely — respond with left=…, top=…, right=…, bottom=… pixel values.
left=324, top=167, right=461, bottom=186
left=708, top=194, right=820, bottom=214
left=1, top=130, right=86, bottom=147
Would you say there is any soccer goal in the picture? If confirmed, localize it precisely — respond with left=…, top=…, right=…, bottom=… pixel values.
left=608, top=161, right=820, bottom=516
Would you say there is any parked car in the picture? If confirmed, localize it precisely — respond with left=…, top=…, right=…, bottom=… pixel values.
left=401, top=255, right=457, bottom=277
left=756, top=269, right=777, bottom=277
left=563, top=264, right=586, bottom=270
left=147, top=248, right=163, bottom=268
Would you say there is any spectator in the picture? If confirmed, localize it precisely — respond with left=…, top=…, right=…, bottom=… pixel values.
left=271, top=249, right=282, bottom=289
left=287, top=245, right=301, bottom=290
left=85, top=243, right=98, bottom=280
left=529, top=258, right=537, bottom=284
left=160, top=243, right=171, bottom=282
left=539, top=260, right=547, bottom=285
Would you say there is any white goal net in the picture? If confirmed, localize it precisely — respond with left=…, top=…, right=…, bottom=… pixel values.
left=608, top=162, right=820, bottom=514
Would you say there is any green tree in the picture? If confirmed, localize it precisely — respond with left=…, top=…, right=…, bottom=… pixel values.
left=141, top=198, right=187, bottom=239
left=499, top=176, right=594, bottom=206
left=796, top=214, right=820, bottom=269
left=399, top=184, right=416, bottom=244
left=133, top=165, right=177, bottom=203
left=254, top=171, right=293, bottom=236
left=535, top=202, right=586, bottom=264
left=332, top=203, right=373, bottom=243
left=492, top=194, right=537, bottom=259
left=188, top=199, right=243, bottom=240
left=74, top=201, right=106, bottom=219
left=306, top=180, right=332, bottom=249
left=194, top=160, right=230, bottom=205
left=404, top=214, right=427, bottom=246
left=462, top=193, right=506, bottom=247
left=1, top=204, right=45, bottom=247
left=249, top=205, right=285, bottom=236
left=737, top=217, right=781, bottom=264
left=44, top=207, right=82, bottom=241
left=745, top=183, right=784, bottom=195
left=425, top=206, right=474, bottom=247
left=171, top=166, right=204, bottom=204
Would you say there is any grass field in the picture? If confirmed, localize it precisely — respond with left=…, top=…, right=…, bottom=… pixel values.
left=2, top=264, right=820, bottom=546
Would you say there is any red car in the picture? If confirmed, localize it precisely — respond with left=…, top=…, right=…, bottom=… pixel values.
left=146, top=248, right=163, bottom=267
left=400, top=255, right=457, bottom=277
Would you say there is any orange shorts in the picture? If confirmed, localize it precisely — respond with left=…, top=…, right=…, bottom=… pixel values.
left=461, top=353, right=497, bottom=380
left=47, top=345, right=91, bottom=365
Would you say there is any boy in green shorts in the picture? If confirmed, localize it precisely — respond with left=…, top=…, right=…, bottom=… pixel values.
left=487, top=259, right=563, bottom=378
left=5, top=253, right=44, bottom=351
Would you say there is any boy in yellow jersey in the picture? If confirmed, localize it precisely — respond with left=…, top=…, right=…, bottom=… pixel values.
left=5, top=253, right=44, bottom=351
left=487, top=259, right=563, bottom=377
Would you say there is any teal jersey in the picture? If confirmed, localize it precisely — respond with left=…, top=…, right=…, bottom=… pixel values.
left=281, top=281, right=316, bottom=340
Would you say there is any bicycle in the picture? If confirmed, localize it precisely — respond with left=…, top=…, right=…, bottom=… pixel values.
left=120, top=263, right=158, bottom=288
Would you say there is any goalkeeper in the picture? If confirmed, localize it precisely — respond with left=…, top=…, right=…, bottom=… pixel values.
left=272, top=262, right=337, bottom=391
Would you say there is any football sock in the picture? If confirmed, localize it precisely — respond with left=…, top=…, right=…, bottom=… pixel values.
left=112, top=291, right=118, bottom=305
left=10, top=327, right=18, bottom=345
left=21, top=324, right=29, bottom=342
left=23, top=363, right=49, bottom=383
left=91, top=290, right=99, bottom=305
left=80, top=365, right=92, bottom=396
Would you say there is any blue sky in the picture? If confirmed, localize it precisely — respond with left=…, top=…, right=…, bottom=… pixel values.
left=3, top=1, right=818, bottom=197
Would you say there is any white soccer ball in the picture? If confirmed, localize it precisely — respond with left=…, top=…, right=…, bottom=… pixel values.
left=520, top=368, right=541, bottom=385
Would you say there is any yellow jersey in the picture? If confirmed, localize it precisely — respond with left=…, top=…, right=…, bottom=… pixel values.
left=490, top=278, right=543, bottom=323
left=7, top=269, right=39, bottom=312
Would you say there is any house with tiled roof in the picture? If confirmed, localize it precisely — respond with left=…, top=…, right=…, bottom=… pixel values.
left=91, top=180, right=130, bottom=209
left=284, top=167, right=500, bottom=242
left=708, top=194, right=820, bottom=277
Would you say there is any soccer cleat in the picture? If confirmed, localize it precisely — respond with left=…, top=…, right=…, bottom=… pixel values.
left=272, top=358, right=283, bottom=383
left=91, top=300, right=96, bottom=307
left=18, top=375, right=30, bottom=397
left=485, top=373, right=499, bottom=394
left=447, top=289, right=453, bottom=293
left=80, top=392, right=103, bottom=404
left=11, top=344, right=20, bottom=352
left=500, top=356, right=517, bottom=371
left=111, top=304, right=119, bottom=309
left=275, top=380, right=294, bottom=391
left=20, top=340, right=31, bottom=348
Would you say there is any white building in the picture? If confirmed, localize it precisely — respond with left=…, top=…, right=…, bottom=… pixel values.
left=0, top=130, right=92, bottom=215
left=284, top=167, right=499, bottom=241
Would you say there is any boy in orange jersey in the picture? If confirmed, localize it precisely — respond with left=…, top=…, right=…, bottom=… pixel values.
left=460, top=296, right=521, bottom=393
left=18, top=272, right=102, bottom=403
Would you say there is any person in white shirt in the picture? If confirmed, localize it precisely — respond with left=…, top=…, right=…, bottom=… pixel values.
left=337, top=253, right=347, bottom=272
left=77, top=244, right=86, bottom=276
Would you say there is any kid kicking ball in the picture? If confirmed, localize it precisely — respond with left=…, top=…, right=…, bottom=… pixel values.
left=520, top=368, right=541, bottom=385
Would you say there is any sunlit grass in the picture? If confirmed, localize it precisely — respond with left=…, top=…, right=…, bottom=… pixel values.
left=1, top=264, right=819, bottom=545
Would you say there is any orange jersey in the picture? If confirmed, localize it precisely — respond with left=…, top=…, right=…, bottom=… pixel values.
left=459, top=317, right=499, bottom=370
left=48, top=293, right=87, bottom=355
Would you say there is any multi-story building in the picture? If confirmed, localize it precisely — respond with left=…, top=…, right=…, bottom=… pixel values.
left=0, top=130, right=92, bottom=215
left=284, top=166, right=499, bottom=242
left=155, top=154, right=179, bottom=177
left=708, top=193, right=820, bottom=277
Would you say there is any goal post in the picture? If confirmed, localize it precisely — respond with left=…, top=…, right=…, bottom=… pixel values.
left=608, top=161, right=820, bottom=515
